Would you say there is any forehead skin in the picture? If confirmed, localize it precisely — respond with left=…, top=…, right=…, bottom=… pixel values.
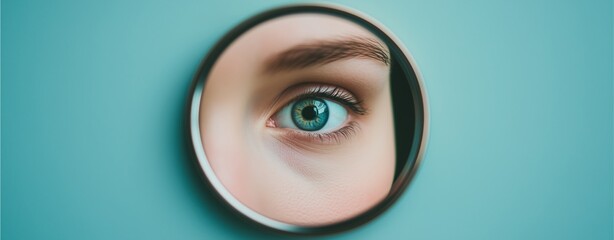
left=200, top=13, right=395, bottom=226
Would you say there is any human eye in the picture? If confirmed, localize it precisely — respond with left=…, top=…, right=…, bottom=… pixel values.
left=267, top=84, right=367, bottom=144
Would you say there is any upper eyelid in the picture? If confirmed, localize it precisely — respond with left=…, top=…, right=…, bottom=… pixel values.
left=280, top=85, right=367, bottom=115
left=293, top=92, right=366, bottom=115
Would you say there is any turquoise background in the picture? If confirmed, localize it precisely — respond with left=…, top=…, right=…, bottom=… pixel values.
left=2, top=0, right=612, bottom=239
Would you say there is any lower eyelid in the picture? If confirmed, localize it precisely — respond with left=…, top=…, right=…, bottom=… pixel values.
left=277, top=121, right=360, bottom=145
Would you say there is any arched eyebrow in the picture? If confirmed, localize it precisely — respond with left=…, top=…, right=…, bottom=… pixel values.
left=263, top=36, right=390, bottom=73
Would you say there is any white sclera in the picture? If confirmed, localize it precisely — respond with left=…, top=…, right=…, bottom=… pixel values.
left=275, top=99, right=348, bottom=132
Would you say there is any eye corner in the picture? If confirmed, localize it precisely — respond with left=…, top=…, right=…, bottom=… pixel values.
left=349, top=103, right=368, bottom=116
left=265, top=117, right=278, bottom=128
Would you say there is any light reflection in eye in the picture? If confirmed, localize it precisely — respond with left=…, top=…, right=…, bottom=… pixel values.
left=275, top=97, right=348, bottom=132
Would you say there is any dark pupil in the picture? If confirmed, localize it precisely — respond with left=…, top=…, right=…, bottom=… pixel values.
left=301, top=105, right=318, bottom=120
left=291, top=98, right=329, bottom=131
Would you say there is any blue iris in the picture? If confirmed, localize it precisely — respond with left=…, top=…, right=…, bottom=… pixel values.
left=291, top=98, right=329, bottom=131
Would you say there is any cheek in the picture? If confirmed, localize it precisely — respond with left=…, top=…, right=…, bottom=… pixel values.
left=251, top=93, right=395, bottom=226
left=200, top=102, right=251, bottom=202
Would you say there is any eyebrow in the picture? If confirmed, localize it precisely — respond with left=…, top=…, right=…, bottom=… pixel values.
left=263, top=36, right=390, bottom=73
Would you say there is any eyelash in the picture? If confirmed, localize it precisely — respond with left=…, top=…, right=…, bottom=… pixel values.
left=271, top=85, right=366, bottom=144
left=284, top=121, right=360, bottom=144
left=294, top=85, right=367, bottom=115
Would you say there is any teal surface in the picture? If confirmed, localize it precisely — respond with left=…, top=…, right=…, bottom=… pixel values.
left=2, top=0, right=612, bottom=239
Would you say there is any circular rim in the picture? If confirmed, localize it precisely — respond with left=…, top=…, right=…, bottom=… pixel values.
left=187, top=3, right=429, bottom=235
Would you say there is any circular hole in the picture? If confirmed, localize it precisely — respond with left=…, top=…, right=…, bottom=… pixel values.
left=187, top=3, right=428, bottom=234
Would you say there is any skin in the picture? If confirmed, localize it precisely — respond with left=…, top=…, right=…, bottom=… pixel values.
left=199, top=13, right=395, bottom=226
